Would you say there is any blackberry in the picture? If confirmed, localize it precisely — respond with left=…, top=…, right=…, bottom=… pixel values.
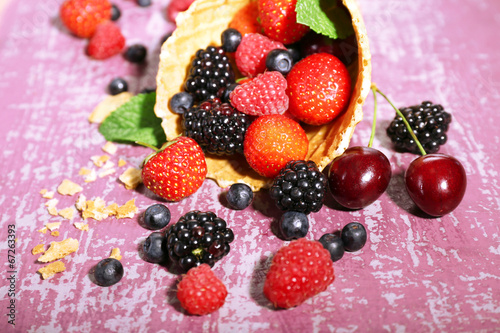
left=269, top=160, right=327, bottom=215
left=165, top=211, right=234, bottom=272
left=386, top=101, right=452, bottom=154
left=184, top=46, right=235, bottom=103
left=182, top=98, right=251, bottom=155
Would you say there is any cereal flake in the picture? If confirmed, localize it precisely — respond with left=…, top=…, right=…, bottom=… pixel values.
left=38, top=261, right=66, bottom=279
left=57, top=179, right=83, bottom=196
left=37, top=238, right=79, bottom=263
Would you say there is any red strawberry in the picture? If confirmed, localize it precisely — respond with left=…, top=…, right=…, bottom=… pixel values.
left=229, top=1, right=262, bottom=36
left=244, top=115, right=308, bottom=178
left=141, top=137, right=207, bottom=202
left=264, top=238, right=335, bottom=309
left=258, top=0, right=309, bottom=44
left=177, top=264, right=228, bottom=315
left=230, top=71, right=289, bottom=116
left=60, top=0, right=112, bottom=38
left=87, top=22, right=125, bottom=60
left=235, top=33, right=286, bottom=78
left=287, top=53, right=352, bottom=125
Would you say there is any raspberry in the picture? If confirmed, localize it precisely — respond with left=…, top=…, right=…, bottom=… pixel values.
left=182, top=98, right=252, bottom=155
left=184, top=46, right=235, bottom=103
left=269, top=160, right=327, bottom=214
left=386, top=101, right=452, bottom=154
left=87, top=22, right=125, bottom=60
left=230, top=71, right=288, bottom=116
left=60, top=0, right=112, bottom=38
left=177, top=264, right=227, bottom=315
left=263, top=238, right=335, bottom=309
left=165, top=211, right=235, bottom=272
left=235, top=33, right=286, bottom=78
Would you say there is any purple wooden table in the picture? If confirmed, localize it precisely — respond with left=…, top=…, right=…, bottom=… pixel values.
left=1, top=0, right=499, bottom=332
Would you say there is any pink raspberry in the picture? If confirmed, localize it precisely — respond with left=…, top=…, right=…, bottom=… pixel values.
left=235, top=33, right=286, bottom=77
left=230, top=71, right=289, bottom=116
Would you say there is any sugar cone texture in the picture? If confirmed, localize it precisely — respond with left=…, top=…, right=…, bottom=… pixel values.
left=155, top=0, right=371, bottom=191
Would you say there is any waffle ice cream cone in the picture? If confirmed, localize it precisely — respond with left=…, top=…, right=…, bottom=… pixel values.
left=155, top=0, right=371, bottom=191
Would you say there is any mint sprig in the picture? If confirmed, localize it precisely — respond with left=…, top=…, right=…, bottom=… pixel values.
left=296, top=0, right=354, bottom=40
left=99, top=92, right=166, bottom=147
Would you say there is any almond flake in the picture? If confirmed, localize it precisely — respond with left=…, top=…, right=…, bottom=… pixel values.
left=109, top=248, right=122, bottom=261
left=59, top=207, right=75, bottom=220
left=82, top=197, right=109, bottom=221
left=47, top=206, right=58, bottom=216
left=57, top=179, right=83, bottom=196
left=46, top=222, right=61, bottom=231
left=119, top=167, right=143, bottom=190
left=116, top=199, right=138, bottom=219
left=102, top=142, right=118, bottom=155
left=91, top=155, right=110, bottom=168
left=37, top=238, right=79, bottom=263
left=73, top=222, right=89, bottom=231
left=32, top=244, right=45, bottom=255
left=105, top=203, right=119, bottom=216
left=38, top=261, right=66, bottom=279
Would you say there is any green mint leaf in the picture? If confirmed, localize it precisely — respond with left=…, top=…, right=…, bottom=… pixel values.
left=296, top=0, right=354, bottom=40
left=99, top=92, right=166, bottom=147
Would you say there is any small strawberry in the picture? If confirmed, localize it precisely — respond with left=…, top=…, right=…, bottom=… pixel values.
left=243, top=114, right=308, bottom=178
left=263, top=238, right=335, bottom=309
left=287, top=53, right=352, bottom=125
left=235, top=33, right=286, bottom=78
left=177, top=264, right=228, bottom=315
left=87, top=22, right=125, bottom=60
left=230, top=71, right=289, bottom=116
left=141, top=137, right=207, bottom=202
left=60, top=0, right=112, bottom=38
left=258, top=0, right=309, bottom=44
left=229, top=1, right=262, bottom=36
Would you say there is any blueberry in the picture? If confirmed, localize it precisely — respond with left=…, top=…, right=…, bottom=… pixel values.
left=265, top=49, right=293, bottom=75
left=341, top=222, right=367, bottom=252
left=279, top=211, right=309, bottom=240
left=143, top=204, right=171, bottom=230
left=169, top=92, right=194, bottom=114
left=219, top=82, right=238, bottom=103
left=221, top=28, right=242, bottom=53
left=143, top=232, right=167, bottom=263
left=226, top=183, right=253, bottom=210
left=124, top=44, right=147, bottom=63
left=108, top=77, right=128, bottom=95
left=111, top=4, right=121, bottom=21
left=319, top=233, right=345, bottom=262
left=94, top=258, right=124, bottom=287
left=136, top=0, right=152, bottom=7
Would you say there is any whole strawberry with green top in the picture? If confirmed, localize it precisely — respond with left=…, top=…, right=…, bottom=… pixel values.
left=258, top=0, right=309, bottom=44
left=142, top=137, right=207, bottom=202
left=287, top=53, right=352, bottom=125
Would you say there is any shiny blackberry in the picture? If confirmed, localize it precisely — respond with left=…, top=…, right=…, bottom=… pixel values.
left=184, top=46, right=235, bottom=103
left=386, top=101, right=452, bottom=154
left=165, top=210, right=234, bottom=272
left=182, top=98, right=251, bottom=155
left=269, top=160, right=327, bottom=215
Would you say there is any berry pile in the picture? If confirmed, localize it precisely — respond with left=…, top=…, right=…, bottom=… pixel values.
left=182, top=98, right=252, bottom=155
left=386, top=101, right=452, bottom=154
left=319, top=222, right=367, bottom=262
left=165, top=211, right=234, bottom=272
left=269, top=160, right=327, bottom=214
left=184, top=46, right=235, bottom=103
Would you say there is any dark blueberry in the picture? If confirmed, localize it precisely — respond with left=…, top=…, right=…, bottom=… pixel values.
left=124, top=44, right=147, bottom=63
left=94, top=258, right=124, bottom=287
left=221, top=28, right=242, bottom=53
left=136, top=0, right=152, bottom=7
left=341, top=222, right=367, bottom=252
left=169, top=92, right=194, bottom=114
left=226, top=183, right=253, bottom=210
left=143, top=232, right=167, bottom=263
left=219, top=82, right=238, bottom=103
left=319, top=233, right=345, bottom=262
left=265, top=49, right=294, bottom=75
left=278, top=211, right=309, bottom=240
left=143, top=204, right=171, bottom=230
left=108, top=77, right=128, bottom=95
left=111, top=4, right=121, bottom=21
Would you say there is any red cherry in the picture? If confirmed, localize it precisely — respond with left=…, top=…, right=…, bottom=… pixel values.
left=405, top=154, right=466, bottom=216
left=328, top=146, right=392, bottom=209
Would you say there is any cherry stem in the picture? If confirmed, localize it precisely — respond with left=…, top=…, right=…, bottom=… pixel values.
left=368, top=84, right=378, bottom=148
left=371, top=84, right=427, bottom=156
